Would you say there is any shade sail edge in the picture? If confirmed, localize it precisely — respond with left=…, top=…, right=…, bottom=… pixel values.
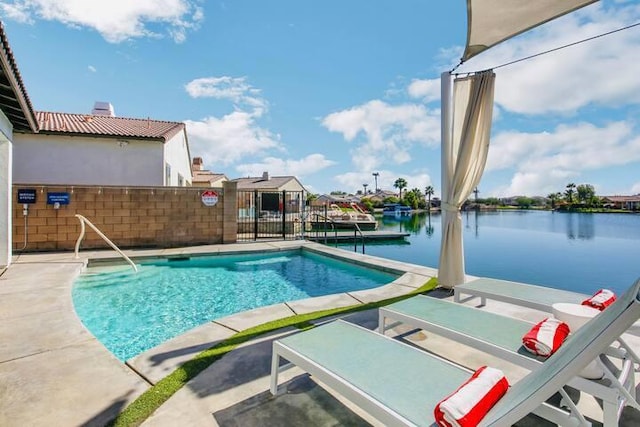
left=462, top=0, right=600, bottom=62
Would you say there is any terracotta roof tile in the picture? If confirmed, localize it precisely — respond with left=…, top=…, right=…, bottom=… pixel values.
left=603, top=195, right=640, bottom=202
left=35, top=111, right=185, bottom=141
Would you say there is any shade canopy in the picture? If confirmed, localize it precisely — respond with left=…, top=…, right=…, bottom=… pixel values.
left=463, top=0, right=599, bottom=62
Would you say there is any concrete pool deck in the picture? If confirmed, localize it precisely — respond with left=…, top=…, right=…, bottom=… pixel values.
left=1, top=241, right=639, bottom=426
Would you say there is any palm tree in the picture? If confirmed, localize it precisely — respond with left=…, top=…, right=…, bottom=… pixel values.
left=424, top=185, right=434, bottom=210
left=394, top=178, right=408, bottom=200
left=372, top=172, right=379, bottom=192
left=565, top=183, right=576, bottom=203
left=547, top=192, right=561, bottom=209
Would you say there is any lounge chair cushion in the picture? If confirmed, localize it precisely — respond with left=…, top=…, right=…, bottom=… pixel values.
left=434, top=366, right=509, bottom=427
left=522, top=318, right=570, bottom=357
left=582, top=289, right=616, bottom=311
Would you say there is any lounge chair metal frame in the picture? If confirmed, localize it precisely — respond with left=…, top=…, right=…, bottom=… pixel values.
left=271, top=320, right=584, bottom=427
left=379, top=293, right=640, bottom=426
left=453, top=277, right=588, bottom=312
left=271, top=278, right=640, bottom=426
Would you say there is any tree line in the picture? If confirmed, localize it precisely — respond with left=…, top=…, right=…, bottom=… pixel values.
left=474, top=183, right=604, bottom=210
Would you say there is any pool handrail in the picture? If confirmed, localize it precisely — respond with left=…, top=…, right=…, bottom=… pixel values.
left=308, top=212, right=366, bottom=253
left=74, top=214, right=138, bottom=273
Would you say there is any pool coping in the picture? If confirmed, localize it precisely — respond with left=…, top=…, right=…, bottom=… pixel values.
left=0, top=241, right=437, bottom=426
left=120, top=241, right=437, bottom=385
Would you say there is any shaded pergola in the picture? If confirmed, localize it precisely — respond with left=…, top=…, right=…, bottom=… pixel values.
left=438, top=0, right=600, bottom=288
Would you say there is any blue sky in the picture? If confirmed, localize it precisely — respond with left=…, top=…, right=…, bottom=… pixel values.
left=1, top=0, right=639, bottom=197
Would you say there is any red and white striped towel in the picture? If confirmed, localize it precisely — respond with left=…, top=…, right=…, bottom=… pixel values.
left=522, top=317, right=570, bottom=357
left=582, top=289, right=616, bottom=311
left=434, top=366, right=509, bottom=427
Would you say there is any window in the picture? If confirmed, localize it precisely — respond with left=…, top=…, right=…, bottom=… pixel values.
left=178, top=174, right=184, bottom=187
left=165, top=164, right=171, bottom=185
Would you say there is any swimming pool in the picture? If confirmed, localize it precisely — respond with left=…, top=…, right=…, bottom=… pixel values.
left=72, top=249, right=399, bottom=361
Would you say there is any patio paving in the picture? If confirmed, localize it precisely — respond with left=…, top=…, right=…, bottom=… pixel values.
left=1, top=241, right=639, bottom=426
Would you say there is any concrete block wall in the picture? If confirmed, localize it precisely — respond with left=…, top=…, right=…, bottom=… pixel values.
left=12, top=182, right=237, bottom=252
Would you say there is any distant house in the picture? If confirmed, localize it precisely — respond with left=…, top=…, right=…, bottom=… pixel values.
left=232, top=172, right=306, bottom=193
left=366, top=190, right=398, bottom=204
left=315, top=194, right=350, bottom=205
left=13, top=105, right=192, bottom=187
left=602, top=195, right=640, bottom=210
left=191, top=157, right=227, bottom=187
left=232, top=172, right=306, bottom=217
left=0, top=21, right=39, bottom=267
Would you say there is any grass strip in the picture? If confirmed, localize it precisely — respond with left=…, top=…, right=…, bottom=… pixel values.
left=109, top=277, right=438, bottom=427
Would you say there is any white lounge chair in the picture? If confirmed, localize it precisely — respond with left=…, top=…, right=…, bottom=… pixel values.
left=379, top=280, right=640, bottom=426
left=271, top=278, right=640, bottom=426
left=453, top=277, right=588, bottom=312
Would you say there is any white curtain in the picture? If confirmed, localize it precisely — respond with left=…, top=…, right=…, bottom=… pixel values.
left=438, top=70, right=495, bottom=289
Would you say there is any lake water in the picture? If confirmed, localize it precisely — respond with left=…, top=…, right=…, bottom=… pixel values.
left=344, top=210, right=640, bottom=295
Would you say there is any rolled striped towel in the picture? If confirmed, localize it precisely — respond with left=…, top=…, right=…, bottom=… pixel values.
left=434, top=366, right=509, bottom=427
left=522, top=317, right=570, bottom=357
left=582, top=289, right=616, bottom=311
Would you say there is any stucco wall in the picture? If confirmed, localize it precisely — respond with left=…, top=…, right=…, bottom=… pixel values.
left=0, top=137, right=11, bottom=267
left=13, top=133, right=165, bottom=186
left=163, top=129, right=192, bottom=186
left=280, top=180, right=306, bottom=192
left=12, top=183, right=237, bottom=252
left=0, top=109, right=13, bottom=267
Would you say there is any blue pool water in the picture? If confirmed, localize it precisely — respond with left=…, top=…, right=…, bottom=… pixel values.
left=72, top=250, right=398, bottom=361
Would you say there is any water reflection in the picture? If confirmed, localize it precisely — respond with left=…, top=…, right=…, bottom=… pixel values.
left=425, top=212, right=434, bottom=237
left=360, top=210, right=638, bottom=295
left=465, top=210, right=480, bottom=238
left=377, top=210, right=600, bottom=242
left=379, top=213, right=428, bottom=235
left=564, top=212, right=595, bottom=240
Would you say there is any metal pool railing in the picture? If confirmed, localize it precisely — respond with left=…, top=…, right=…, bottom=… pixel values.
left=307, top=212, right=366, bottom=254
left=74, top=214, right=138, bottom=272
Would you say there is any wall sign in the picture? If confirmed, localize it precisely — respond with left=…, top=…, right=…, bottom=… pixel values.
left=17, top=188, right=36, bottom=204
left=47, top=192, right=70, bottom=205
left=201, top=190, right=219, bottom=207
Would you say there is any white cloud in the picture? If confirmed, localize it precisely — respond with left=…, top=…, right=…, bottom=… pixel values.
left=322, top=100, right=440, bottom=171
left=630, top=182, right=640, bottom=195
left=0, top=0, right=203, bottom=43
left=0, top=1, right=32, bottom=22
left=486, top=121, right=640, bottom=196
left=407, top=78, right=440, bottom=103
left=87, top=65, right=96, bottom=72
left=184, top=76, right=267, bottom=114
left=458, top=3, right=640, bottom=115
left=185, top=111, right=282, bottom=168
left=235, top=154, right=336, bottom=178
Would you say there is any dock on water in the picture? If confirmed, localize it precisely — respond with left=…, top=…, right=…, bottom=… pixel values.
left=305, top=230, right=409, bottom=242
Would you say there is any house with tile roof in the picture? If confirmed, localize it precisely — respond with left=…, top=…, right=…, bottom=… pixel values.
left=13, top=107, right=192, bottom=186
left=191, top=157, right=228, bottom=187
left=232, top=172, right=306, bottom=218
left=232, top=172, right=306, bottom=193
left=0, top=21, right=39, bottom=267
left=602, top=195, right=640, bottom=210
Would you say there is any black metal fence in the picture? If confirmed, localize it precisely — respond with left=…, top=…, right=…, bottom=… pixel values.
left=237, top=190, right=305, bottom=241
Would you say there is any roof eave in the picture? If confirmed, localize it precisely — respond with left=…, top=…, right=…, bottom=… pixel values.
left=17, top=129, right=165, bottom=142
left=0, top=23, right=38, bottom=132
